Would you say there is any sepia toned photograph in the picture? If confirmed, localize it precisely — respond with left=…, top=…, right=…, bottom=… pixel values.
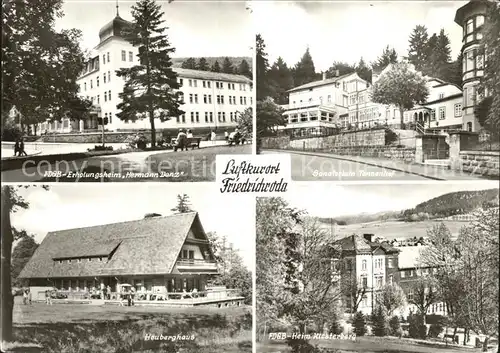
left=1, top=184, right=253, bottom=353
left=2, top=0, right=254, bottom=183
left=256, top=182, right=499, bottom=353
left=256, top=0, right=499, bottom=181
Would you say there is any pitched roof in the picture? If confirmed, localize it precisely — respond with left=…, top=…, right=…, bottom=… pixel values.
left=398, top=246, right=428, bottom=269
left=287, top=72, right=357, bottom=93
left=334, top=234, right=399, bottom=254
left=173, top=68, right=252, bottom=84
left=19, top=212, right=204, bottom=279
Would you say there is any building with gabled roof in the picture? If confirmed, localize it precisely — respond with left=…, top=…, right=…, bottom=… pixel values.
left=19, top=212, right=219, bottom=298
left=330, top=233, right=400, bottom=315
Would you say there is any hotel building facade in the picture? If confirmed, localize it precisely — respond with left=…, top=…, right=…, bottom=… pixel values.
left=35, top=13, right=252, bottom=134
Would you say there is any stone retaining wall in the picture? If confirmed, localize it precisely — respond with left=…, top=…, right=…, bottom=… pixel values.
left=290, top=146, right=415, bottom=163
left=458, top=150, right=500, bottom=178
left=261, top=128, right=387, bottom=150
left=288, top=128, right=386, bottom=149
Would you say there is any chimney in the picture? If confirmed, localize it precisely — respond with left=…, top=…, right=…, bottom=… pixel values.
left=363, top=233, right=374, bottom=243
left=322, top=71, right=326, bottom=80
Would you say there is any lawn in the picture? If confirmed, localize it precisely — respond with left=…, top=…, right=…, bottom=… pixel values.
left=7, top=297, right=252, bottom=353
left=38, top=144, right=251, bottom=182
left=257, top=336, right=479, bottom=353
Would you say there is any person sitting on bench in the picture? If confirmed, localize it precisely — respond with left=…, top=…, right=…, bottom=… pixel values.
left=186, top=129, right=193, bottom=138
left=175, top=129, right=187, bottom=151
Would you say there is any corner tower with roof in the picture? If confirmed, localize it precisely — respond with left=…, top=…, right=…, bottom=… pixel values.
left=454, top=0, right=495, bottom=132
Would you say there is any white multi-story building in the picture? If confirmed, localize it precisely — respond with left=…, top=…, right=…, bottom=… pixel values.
left=36, top=11, right=252, bottom=134
left=372, top=63, right=464, bottom=131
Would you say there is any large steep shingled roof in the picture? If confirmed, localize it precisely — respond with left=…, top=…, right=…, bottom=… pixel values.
left=19, top=212, right=202, bottom=279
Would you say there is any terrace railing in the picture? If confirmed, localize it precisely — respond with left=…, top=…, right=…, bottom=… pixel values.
left=176, top=259, right=218, bottom=269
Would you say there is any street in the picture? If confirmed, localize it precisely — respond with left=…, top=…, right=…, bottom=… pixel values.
left=263, top=151, right=487, bottom=181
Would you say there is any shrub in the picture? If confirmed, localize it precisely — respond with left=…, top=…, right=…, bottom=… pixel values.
left=353, top=311, right=367, bottom=336
left=1, top=125, right=22, bottom=141
left=329, top=315, right=343, bottom=335
left=372, top=306, right=389, bottom=337
left=408, top=313, right=427, bottom=339
left=389, top=316, right=402, bottom=336
left=92, top=145, right=114, bottom=151
left=428, top=323, right=444, bottom=338
left=286, top=337, right=316, bottom=353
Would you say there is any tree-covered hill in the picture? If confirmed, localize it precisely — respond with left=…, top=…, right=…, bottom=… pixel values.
left=402, top=188, right=499, bottom=219
left=172, top=56, right=252, bottom=77
left=315, top=189, right=499, bottom=225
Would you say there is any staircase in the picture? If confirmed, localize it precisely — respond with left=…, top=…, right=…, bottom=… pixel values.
left=415, top=121, right=425, bottom=135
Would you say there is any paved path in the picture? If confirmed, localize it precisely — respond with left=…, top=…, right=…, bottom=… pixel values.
left=264, top=150, right=488, bottom=181
left=1, top=141, right=230, bottom=182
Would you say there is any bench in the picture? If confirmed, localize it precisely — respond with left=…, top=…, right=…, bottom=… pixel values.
left=171, top=137, right=201, bottom=151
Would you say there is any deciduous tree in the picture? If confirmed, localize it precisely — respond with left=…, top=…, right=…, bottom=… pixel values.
left=1, top=186, right=48, bottom=344
left=2, top=1, right=88, bottom=133
left=11, top=235, right=38, bottom=287
left=116, top=0, right=184, bottom=147
left=371, top=62, right=428, bottom=128
left=256, top=98, right=286, bottom=138
left=236, top=107, right=253, bottom=137
left=376, top=284, right=406, bottom=316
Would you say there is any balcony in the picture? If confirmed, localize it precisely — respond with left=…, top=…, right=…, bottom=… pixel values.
left=176, top=259, right=218, bottom=272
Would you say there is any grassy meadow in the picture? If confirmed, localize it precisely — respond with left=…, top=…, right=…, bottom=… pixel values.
left=6, top=297, right=252, bottom=353
left=321, top=219, right=469, bottom=240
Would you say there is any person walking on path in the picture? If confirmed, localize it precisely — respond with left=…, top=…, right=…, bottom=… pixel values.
left=23, top=289, right=28, bottom=305
left=211, top=130, right=216, bottom=145
left=19, top=137, right=28, bottom=156
left=14, top=138, right=20, bottom=157
left=28, top=289, right=32, bottom=305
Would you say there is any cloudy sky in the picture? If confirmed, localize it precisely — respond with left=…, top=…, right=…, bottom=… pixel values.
left=10, top=184, right=255, bottom=269
left=254, top=0, right=468, bottom=72
left=56, top=0, right=253, bottom=57
left=285, top=182, right=499, bottom=218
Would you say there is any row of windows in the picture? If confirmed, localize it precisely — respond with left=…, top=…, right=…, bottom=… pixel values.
left=463, top=49, right=485, bottom=74
left=104, top=112, right=113, bottom=124
left=183, top=93, right=251, bottom=105
left=180, top=250, right=195, bottom=259
left=176, top=111, right=240, bottom=124
left=292, top=95, right=333, bottom=106
left=180, top=78, right=248, bottom=91
left=359, top=258, right=394, bottom=271
left=81, top=72, right=112, bottom=92
left=359, top=275, right=384, bottom=289
left=85, top=90, right=113, bottom=105
left=121, top=50, right=134, bottom=62
left=400, top=267, right=436, bottom=278
left=348, top=107, right=380, bottom=123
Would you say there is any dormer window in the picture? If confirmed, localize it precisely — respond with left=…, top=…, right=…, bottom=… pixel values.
left=439, top=92, right=445, bottom=99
